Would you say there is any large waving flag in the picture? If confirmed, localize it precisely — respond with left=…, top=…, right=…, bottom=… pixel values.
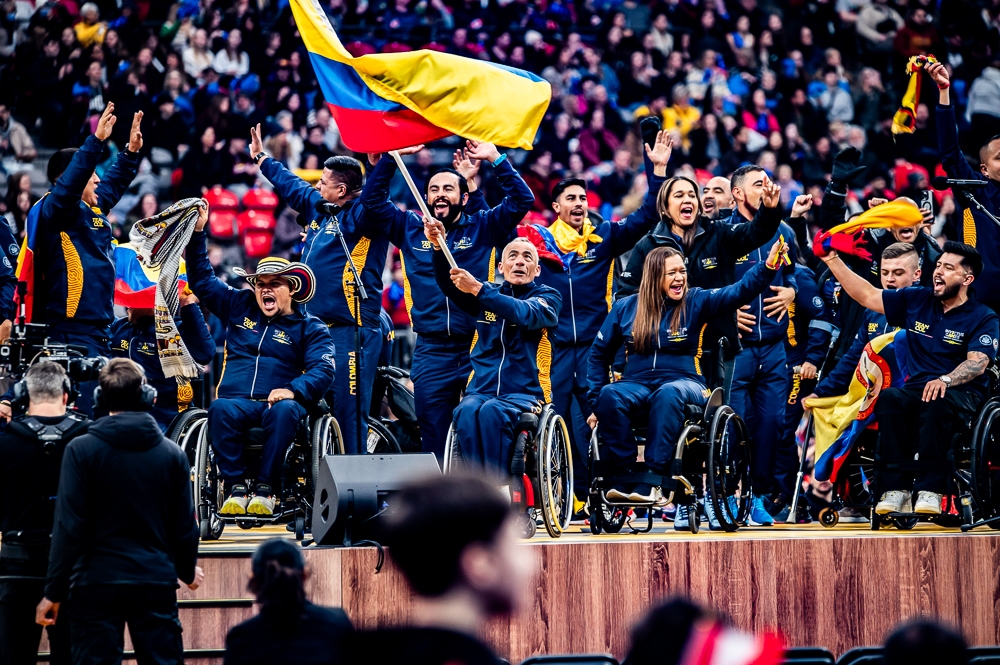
left=805, top=330, right=907, bottom=482
left=813, top=199, right=924, bottom=261
left=13, top=196, right=45, bottom=322
left=289, top=0, right=550, bottom=152
left=113, top=244, right=188, bottom=309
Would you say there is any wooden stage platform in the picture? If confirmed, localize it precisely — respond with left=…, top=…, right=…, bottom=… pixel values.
left=137, top=521, right=1000, bottom=663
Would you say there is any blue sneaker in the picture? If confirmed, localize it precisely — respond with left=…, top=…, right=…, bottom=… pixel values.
left=674, top=504, right=689, bottom=530
left=727, top=495, right=740, bottom=522
left=704, top=498, right=721, bottom=530
left=748, top=496, right=774, bottom=526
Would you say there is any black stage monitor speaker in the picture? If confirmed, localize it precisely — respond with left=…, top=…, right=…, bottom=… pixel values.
left=312, top=453, right=440, bottom=547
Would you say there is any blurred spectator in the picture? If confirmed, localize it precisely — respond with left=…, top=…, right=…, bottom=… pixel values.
left=74, top=3, right=106, bottom=48
left=661, top=85, right=701, bottom=151
left=579, top=108, right=621, bottom=167
left=815, top=65, right=854, bottom=123
left=742, top=88, right=780, bottom=135
left=126, top=193, right=159, bottom=228
left=966, top=62, right=1000, bottom=149
left=4, top=189, right=29, bottom=237
left=182, top=28, right=213, bottom=80
left=884, top=620, right=968, bottom=665
left=0, top=103, right=34, bottom=170
left=599, top=148, right=635, bottom=211
left=649, top=14, right=673, bottom=57
left=148, top=93, right=191, bottom=163
left=178, top=125, right=226, bottom=199
left=213, top=28, right=249, bottom=78
left=894, top=7, right=938, bottom=60
left=853, top=68, right=889, bottom=133
left=857, top=0, right=903, bottom=70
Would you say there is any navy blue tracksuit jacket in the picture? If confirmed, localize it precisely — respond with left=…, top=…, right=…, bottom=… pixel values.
left=188, top=230, right=336, bottom=485
left=363, top=153, right=534, bottom=459
left=260, top=157, right=391, bottom=454
left=588, top=262, right=777, bottom=473
left=938, top=103, right=1000, bottom=311
left=434, top=250, right=561, bottom=476
left=109, top=304, right=216, bottom=431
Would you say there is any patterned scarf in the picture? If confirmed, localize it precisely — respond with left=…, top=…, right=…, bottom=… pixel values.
left=548, top=218, right=603, bottom=257
left=128, top=198, right=206, bottom=383
left=892, top=55, right=937, bottom=135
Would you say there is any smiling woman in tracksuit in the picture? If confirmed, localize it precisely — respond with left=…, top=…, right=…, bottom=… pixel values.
left=362, top=141, right=534, bottom=460
left=427, top=219, right=561, bottom=478
left=187, top=210, right=335, bottom=517
left=587, top=238, right=786, bottom=513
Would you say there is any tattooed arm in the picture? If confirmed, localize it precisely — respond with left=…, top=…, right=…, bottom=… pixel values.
left=923, top=351, right=990, bottom=402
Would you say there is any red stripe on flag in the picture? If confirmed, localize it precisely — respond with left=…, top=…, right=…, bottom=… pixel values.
left=327, top=104, right=451, bottom=152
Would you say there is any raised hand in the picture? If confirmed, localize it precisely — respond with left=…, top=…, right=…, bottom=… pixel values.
left=249, top=122, right=264, bottom=157
left=926, top=61, right=950, bottom=89
left=394, top=143, right=425, bottom=156
left=195, top=198, right=209, bottom=232
left=453, top=147, right=481, bottom=181
left=465, top=139, right=501, bottom=164
left=128, top=111, right=143, bottom=152
left=95, top=102, right=116, bottom=141
left=790, top=194, right=813, bottom=218
left=761, top=178, right=781, bottom=208
left=644, top=130, right=673, bottom=173
left=867, top=197, right=888, bottom=208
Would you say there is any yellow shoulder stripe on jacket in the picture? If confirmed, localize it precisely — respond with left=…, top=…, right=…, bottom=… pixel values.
left=537, top=328, right=552, bottom=403
left=344, top=237, right=372, bottom=323
left=964, top=208, right=977, bottom=248
left=399, top=252, right=414, bottom=320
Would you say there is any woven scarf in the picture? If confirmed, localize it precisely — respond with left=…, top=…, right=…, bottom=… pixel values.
left=128, top=198, right=206, bottom=383
left=892, top=55, right=937, bottom=135
left=548, top=218, right=603, bottom=257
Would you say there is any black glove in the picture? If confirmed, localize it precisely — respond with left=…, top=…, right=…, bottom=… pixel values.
left=640, top=115, right=661, bottom=151
left=831, top=147, right=866, bottom=185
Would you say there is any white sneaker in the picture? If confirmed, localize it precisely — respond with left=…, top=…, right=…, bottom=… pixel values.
left=914, top=491, right=943, bottom=515
left=628, top=486, right=665, bottom=504
left=605, top=487, right=631, bottom=502
left=247, top=485, right=276, bottom=516
left=219, top=485, right=249, bottom=515
left=875, top=490, right=912, bottom=515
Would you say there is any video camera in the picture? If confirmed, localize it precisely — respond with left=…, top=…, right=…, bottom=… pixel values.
left=0, top=322, right=107, bottom=383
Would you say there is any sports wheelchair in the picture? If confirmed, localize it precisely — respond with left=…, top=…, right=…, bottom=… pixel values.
left=166, top=402, right=343, bottom=541
left=587, top=387, right=752, bottom=534
left=366, top=365, right=420, bottom=454
left=442, top=402, right=574, bottom=539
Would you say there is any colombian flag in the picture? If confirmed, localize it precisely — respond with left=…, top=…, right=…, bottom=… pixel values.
left=13, top=197, right=44, bottom=322
left=805, top=331, right=908, bottom=482
left=113, top=244, right=188, bottom=309
left=289, top=0, right=551, bottom=152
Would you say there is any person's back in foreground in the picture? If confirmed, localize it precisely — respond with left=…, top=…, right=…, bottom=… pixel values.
left=350, top=472, right=536, bottom=665
left=224, top=539, right=352, bottom=665
left=884, top=619, right=968, bottom=665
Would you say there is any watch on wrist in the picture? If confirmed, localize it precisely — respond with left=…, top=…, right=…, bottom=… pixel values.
left=252, top=152, right=267, bottom=164
left=939, top=375, right=952, bottom=386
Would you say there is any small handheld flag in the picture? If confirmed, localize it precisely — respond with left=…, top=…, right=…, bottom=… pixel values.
left=893, top=55, right=937, bottom=135
left=813, top=199, right=925, bottom=260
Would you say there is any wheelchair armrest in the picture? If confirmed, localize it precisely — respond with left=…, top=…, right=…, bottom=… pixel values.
left=516, top=412, right=539, bottom=434
left=310, top=398, right=332, bottom=417
left=379, top=366, right=410, bottom=380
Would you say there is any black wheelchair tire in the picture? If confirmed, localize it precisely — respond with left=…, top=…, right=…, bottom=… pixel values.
left=688, top=503, right=700, bottom=534
left=971, top=398, right=1000, bottom=524
left=893, top=516, right=918, bottom=530
left=598, top=504, right=627, bottom=534
left=443, top=425, right=461, bottom=474
left=195, top=428, right=224, bottom=541
left=366, top=418, right=402, bottom=454
left=295, top=515, right=306, bottom=541
left=538, top=411, right=574, bottom=539
left=310, top=415, right=341, bottom=498
left=707, top=405, right=750, bottom=532
left=818, top=507, right=840, bottom=528
left=166, top=408, right=208, bottom=464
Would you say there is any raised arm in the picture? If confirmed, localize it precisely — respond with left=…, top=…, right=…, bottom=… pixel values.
left=454, top=146, right=488, bottom=215
left=928, top=63, right=982, bottom=182
left=817, top=253, right=884, bottom=313
left=358, top=154, right=413, bottom=246
left=701, top=250, right=781, bottom=317
left=607, top=132, right=672, bottom=255
left=719, top=194, right=783, bottom=258
left=288, top=321, right=336, bottom=404
left=463, top=140, right=535, bottom=246
left=40, top=133, right=107, bottom=228
left=186, top=214, right=243, bottom=321
left=95, top=111, right=143, bottom=212
left=178, top=300, right=216, bottom=365
left=587, top=305, right=625, bottom=410
left=432, top=247, right=481, bottom=317
left=477, top=283, right=560, bottom=331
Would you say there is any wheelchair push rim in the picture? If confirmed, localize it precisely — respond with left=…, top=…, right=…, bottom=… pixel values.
left=972, top=398, right=1000, bottom=527
left=707, top=405, right=751, bottom=532
left=537, top=411, right=574, bottom=538
left=194, top=421, right=225, bottom=541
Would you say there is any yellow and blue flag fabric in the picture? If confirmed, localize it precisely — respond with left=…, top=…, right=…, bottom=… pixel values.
left=113, top=244, right=188, bottom=309
left=289, top=0, right=550, bottom=152
left=813, top=199, right=925, bottom=262
left=804, top=330, right=908, bottom=482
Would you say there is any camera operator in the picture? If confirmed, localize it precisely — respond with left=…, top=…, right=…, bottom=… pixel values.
left=26, top=102, right=143, bottom=416
left=35, top=358, right=202, bottom=664
left=0, top=361, right=89, bottom=665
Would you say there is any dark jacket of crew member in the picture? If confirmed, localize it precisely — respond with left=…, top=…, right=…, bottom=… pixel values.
left=259, top=157, right=390, bottom=328
left=588, top=261, right=777, bottom=409
left=35, top=136, right=139, bottom=326
left=187, top=231, right=335, bottom=403
left=363, top=154, right=534, bottom=337
left=44, top=411, right=198, bottom=602
left=432, top=250, right=561, bottom=401
left=108, top=304, right=216, bottom=427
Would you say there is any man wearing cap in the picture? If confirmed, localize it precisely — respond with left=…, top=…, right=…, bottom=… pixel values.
left=186, top=205, right=336, bottom=516
left=250, top=124, right=415, bottom=454
left=108, top=245, right=216, bottom=432
left=362, top=140, right=535, bottom=459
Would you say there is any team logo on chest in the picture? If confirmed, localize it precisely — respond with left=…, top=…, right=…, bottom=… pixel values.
left=912, top=321, right=931, bottom=336
left=452, top=236, right=473, bottom=251
left=701, top=257, right=718, bottom=269
left=239, top=317, right=257, bottom=332
left=272, top=330, right=293, bottom=345
left=943, top=329, right=965, bottom=345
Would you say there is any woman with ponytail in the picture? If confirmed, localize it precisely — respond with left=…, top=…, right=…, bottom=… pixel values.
left=586, top=200, right=787, bottom=513
left=224, top=539, right=352, bottom=665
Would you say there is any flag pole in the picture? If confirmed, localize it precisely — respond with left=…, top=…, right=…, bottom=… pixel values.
left=389, top=150, right=458, bottom=269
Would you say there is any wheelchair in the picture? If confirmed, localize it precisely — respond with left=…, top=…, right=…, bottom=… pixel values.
left=862, top=365, right=1000, bottom=532
left=366, top=365, right=421, bottom=454
left=166, top=402, right=343, bottom=541
left=442, top=402, right=574, bottom=539
left=587, top=387, right=752, bottom=534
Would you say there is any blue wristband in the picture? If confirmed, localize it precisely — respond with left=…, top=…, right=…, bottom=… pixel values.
left=491, top=153, right=508, bottom=168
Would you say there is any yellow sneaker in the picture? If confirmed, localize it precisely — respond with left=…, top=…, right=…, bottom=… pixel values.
left=246, top=485, right=276, bottom=516
left=220, top=485, right=249, bottom=515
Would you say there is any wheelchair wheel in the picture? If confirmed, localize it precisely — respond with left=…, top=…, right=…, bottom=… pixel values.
left=707, top=405, right=751, bottom=532
left=194, top=426, right=224, bottom=541
left=893, top=516, right=918, bottom=530
left=818, top=507, right=840, bottom=528
left=443, top=424, right=462, bottom=474
left=537, top=411, right=574, bottom=538
left=688, top=503, right=700, bottom=534
left=971, top=398, right=1000, bottom=527
left=366, top=417, right=402, bottom=454
left=166, top=407, right=207, bottom=454
left=310, top=415, right=342, bottom=494
left=596, top=503, right=627, bottom=534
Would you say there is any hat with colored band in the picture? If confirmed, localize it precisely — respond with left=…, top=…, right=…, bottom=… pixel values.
left=234, top=257, right=316, bottom=303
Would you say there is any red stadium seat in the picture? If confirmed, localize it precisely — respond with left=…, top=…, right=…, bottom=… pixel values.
left=237, top=209, right=276, bottom=234
left=243, top=228, right=274, bottom=259
left=204, top=186, right=240, bottom=240
left=242, top=187, right=278, bottom=212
